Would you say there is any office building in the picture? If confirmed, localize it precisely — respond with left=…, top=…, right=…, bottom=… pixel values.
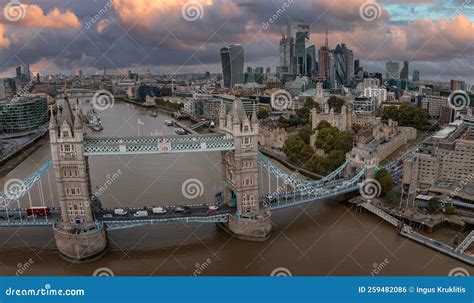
left=306, top=45, right=316, bottom=77
left=400, top=61, right=409, bottom=81
left=278, top=35, right=291, bottom=75
left=334, top=43, right=353, bottom=87
left=318, top=28, right=331, bottom=81
left=16, top=66, right=22, bottom=79
left=403, top=120, right=474, bottom=203
left=0, top=95, right=48, bottom=134
left=422, top=95, right=448, bottom=119
left=386, top=61, right=400, bottom=80
left=413, top=69, right=420, bottom=82
left=364, top=88, right=387, bottom=106
left=220, top=44, right=244, bottom=88
left=450, top=80, right=466, bottom=91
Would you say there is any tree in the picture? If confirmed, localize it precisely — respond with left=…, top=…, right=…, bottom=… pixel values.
left=316, top=120, right=332, bottom=130
left=375, top=169, right=393, bottom=197
left=282, top=136, right=313, bottom=165
left=380, top=104, right=431, bottom=130
left=334, top=131, right=353, bottom=154
left=315, top=127, right=338, bottom=153
left=327, top=96, right=345, bottom=113
left=296, top=126, right=313, bottom=145
left=321, top=150, right=346, bottom=173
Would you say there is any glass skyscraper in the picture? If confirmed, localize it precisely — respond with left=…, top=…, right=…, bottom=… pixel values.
left=220, top=44, right=244, bottom=88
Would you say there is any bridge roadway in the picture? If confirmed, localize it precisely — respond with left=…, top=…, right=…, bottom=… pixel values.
left=0, top=180, right=363, bottom=229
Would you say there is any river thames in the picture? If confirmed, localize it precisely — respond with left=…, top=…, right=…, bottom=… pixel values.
left=0, top=100, right=467, bottom=276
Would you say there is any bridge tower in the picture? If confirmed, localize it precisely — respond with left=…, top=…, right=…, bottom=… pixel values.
left=218, top=96, right=271, bottom=241
left=49, top=98, right=107, bottom=262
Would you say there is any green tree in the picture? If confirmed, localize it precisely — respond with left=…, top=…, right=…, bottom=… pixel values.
left=321, top=150, right=346, bottom=173
left=327, top=96, right=345, bottom=113
left=315, top=127, right=338, bottom=153
left=282, top=136, right=313, bottom=165
left=380, top=104, right=431, bottom=130
left=316, top=120, right=332, bottom=130
left=375, top=169, right=393, bottom=197
left=297, top=126, right=313, bottom=145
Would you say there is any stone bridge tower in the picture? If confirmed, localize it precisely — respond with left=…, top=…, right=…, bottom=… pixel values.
left=49, top=98, right=107, bottom=262
left=218, top=96, right=271, bottom=241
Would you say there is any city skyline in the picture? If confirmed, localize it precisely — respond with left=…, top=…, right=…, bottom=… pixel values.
left=0, top=0, right=472, bottom=83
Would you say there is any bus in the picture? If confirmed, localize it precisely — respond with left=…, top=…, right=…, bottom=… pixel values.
left=27, top=207, right=51, bottom=217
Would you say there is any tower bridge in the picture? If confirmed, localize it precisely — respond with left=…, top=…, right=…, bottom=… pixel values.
left=0, top=95, right=377, bottom=262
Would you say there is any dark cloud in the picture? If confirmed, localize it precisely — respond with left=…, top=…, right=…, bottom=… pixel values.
left=0, top=0, right=471, bottom=83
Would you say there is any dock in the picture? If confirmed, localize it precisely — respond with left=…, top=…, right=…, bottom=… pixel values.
left=353, top=199, right=474, bottom=266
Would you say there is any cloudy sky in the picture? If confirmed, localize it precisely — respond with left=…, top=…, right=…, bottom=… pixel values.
left=0, top=0, right=472, bottom=82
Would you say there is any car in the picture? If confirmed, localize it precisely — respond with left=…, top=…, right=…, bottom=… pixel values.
left=173, top=206, right=185, bottom=212
left=102, top=214, right=113, bottom=219
left=134, top=210, right=148, bottom=217
left=152, top=207, right=167, bottom=214
left=174, top=206, right=191, bottom=214
left=208, top=205, right=219, bottom=211
left=114, top=208, right=128, bottom=216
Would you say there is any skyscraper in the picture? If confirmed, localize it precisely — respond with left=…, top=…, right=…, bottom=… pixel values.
left=16, top=66, right=22, bottom=78
left=220, top=44, right=244, bottom=88
left=318, top=28, right=330, bottom=81
left=278, top=34, right=291, bottom=73
left=22, top=64, right=31, bottom=81
left=413, top=69, right=420, bottom=82
left=306, top=45, right=316, bottom=78
left=334, top=43, right=353, bottom=87
left=400, top=61, right=409, bottom=81
left=386, top=61, right=400, bottom=80
left=287, top=20, right=310, bottom=75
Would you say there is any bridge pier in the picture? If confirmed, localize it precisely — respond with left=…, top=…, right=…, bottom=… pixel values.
left=219, top=212, right=272, bottom=241
left=53, top=223, right=107, bottom=263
